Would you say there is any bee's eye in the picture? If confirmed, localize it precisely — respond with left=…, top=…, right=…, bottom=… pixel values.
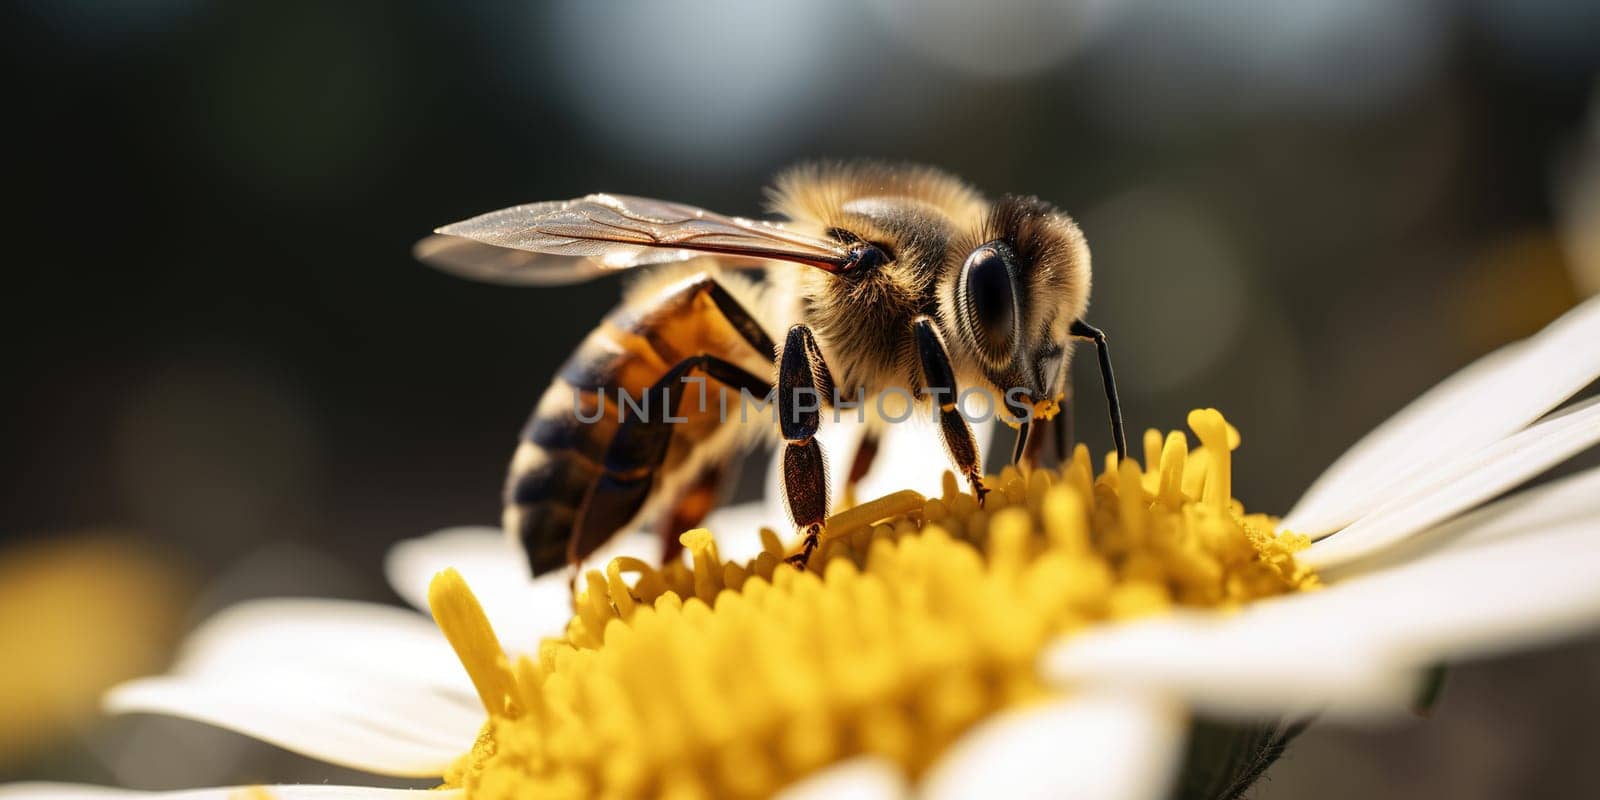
left=960, top=241, right=1019, bottom=358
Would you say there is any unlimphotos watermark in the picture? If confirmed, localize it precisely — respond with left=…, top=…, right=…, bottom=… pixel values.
left=573, top=377, right=1043, bottom=426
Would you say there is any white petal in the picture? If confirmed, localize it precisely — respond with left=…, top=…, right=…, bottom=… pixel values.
left=1283, top=295, right=1600, bottom=536
left=0, top=786, right=455, bottom=800
left=171, top=598, right=471, bottom=699
left=919, top=691, right=1186, bottom=800
left=102, top=599, right=486, bottom=777
left=859, top=416, right=995, bottom=505
left=1321, top=462, right=1600, bottom=579
left=776, top=757, right=908, bottom=800
left=384, top=526, right=519, bottom=615
left=1303, top=395, right=1600, bottom=569
left=1345, top=520, right=1600, bottom=664
left=384, top=526, right=660, bottom=653
left=384, top=526, right=576, bottom=653
left=105, top=674, right=477, bottom=778
left=701, top=500, right=780, bottom=562
left=1043, top=613, right=1413, bottom=719
left=1046, top=519, right=1600, bottom=718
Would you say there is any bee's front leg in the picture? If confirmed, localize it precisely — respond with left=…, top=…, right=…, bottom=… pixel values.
left=913, top=316, right=989, bottom=505
left=1070, top=319, right=1128, bottom=462
left=777, top=324, right=835, bottom=568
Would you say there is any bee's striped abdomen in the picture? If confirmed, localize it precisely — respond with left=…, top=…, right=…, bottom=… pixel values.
left=504, top=270, right=774, bottom=576
left=504, top=380, right=603, bottom=574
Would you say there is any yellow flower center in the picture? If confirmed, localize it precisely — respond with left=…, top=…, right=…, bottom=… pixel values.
left=429, top=409, right=1317, bottom=798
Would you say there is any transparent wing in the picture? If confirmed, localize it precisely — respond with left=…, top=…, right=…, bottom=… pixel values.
left=415, top=194, right=854, bottom=286
left=413, top=231, right=694, bottom=286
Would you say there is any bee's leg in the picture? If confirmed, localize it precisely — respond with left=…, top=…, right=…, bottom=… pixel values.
left=1069, top=320, right=1128, bottom=462
left=657, top=274, right=769, bottom=562
left=842, top=430, right=881, bottom=507
left=913, top=316, right=989, bottom=504
left=571, top=354, right=771, bottom=569
left=777, top=324, right=835, bottom=568
left=697, top=275, right=779, bottom=361
left=655, top=460, right=735, bottom=566
left=1008, top=380, right=1072, bottom=468
left=1040, top=382, right=1075, bottom=467
left=1011, top=420, right=1033, bottom=467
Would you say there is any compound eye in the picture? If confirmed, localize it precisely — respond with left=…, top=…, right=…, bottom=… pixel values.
left=960, top=241, right=1019, bottom=359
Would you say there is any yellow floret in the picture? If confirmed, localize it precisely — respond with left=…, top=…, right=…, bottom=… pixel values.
left=431, top=409, right=1316, bottom=799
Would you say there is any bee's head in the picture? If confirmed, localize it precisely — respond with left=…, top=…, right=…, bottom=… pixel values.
left=941, top=196, right=1091, bottom=419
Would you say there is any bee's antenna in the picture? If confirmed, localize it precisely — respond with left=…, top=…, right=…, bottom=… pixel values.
left=1070, top=320, right=1128, bottom=462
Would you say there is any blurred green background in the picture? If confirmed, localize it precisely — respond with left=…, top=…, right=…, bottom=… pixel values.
left=4, top=0, right=1600, bottom=796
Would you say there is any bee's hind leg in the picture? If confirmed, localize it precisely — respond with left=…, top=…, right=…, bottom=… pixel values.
left=912, top=316, right=989, bottom=505
left=777, top=324, right=836, bottom=569
left=571, top=354, right=770, bottom=570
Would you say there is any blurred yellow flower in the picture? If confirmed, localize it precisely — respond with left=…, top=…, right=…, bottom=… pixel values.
left=0, top=534, right=189, bottom=767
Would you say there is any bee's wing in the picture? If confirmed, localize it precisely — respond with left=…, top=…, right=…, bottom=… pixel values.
left=415, top=194, right=854, bottom=286
left=413, top=228, right=673, bottom=287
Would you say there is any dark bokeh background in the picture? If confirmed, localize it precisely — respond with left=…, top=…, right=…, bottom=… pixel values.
left=4, top=1, right=1600, bottom=796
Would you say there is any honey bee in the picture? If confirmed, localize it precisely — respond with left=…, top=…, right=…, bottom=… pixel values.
left=416, top=162, right=1126, bottom=576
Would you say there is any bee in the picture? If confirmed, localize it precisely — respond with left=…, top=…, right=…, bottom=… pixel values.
left=416, top=162, right=1126, bottom=576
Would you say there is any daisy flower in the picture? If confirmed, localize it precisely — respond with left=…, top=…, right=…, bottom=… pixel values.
left=7, top=297, right=1600, bottom=800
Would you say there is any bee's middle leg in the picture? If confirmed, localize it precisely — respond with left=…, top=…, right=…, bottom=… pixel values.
left=777, top=324, right=836, bottom=568
left=570, top=354, right=770, bottom=568
left=913, top=315, right=988, bottom=504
